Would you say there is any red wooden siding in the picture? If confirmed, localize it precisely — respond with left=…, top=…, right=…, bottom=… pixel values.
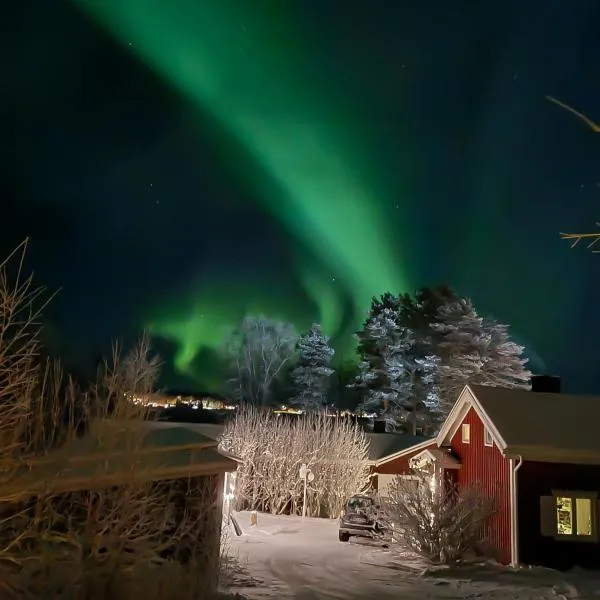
left=371, top=442, right=436, bottom=492
left=450, top=407, right=512, bottom=564
left=376, top=441, right=437, bottom=475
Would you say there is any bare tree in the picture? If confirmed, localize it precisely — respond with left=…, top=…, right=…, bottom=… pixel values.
left=380, top=469, right=495, bottom=564
left=224, top=314, right=298, bottom=405
left=0, top=242, right=229, bottom=599
left=547, top=96, right=600, bottom=249
left=220, top=407, right=369, bottom=518
left=0, top=239, right=56, bottom=457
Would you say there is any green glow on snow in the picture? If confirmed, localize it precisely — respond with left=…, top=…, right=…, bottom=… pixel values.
left=77, top=0, right=410, bottom=380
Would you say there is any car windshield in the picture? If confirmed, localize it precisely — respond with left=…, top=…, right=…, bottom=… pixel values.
left=346, top=496, right=373, bottom=511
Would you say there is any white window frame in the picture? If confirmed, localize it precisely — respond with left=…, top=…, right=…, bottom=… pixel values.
left=461, top=423, right=470, bottom=444
left=484, top=427, right=493, bottom=447
left=551, top=489, right=598, bottom=543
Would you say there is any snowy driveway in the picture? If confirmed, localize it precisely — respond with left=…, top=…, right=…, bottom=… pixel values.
left=227, top=511, right=598, bottom=600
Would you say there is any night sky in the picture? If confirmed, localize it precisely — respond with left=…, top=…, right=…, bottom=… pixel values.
left=3, top=1, right=600, bottom=393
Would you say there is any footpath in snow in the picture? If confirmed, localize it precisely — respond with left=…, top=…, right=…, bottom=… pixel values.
left=225, top=511, right=600, bottom=600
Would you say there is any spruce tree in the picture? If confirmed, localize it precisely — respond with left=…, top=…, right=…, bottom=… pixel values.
left=291, top=324, right=335, bottom=411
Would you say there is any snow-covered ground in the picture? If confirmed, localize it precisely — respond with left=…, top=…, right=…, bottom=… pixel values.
left=225, top=511, right=600, bottom=600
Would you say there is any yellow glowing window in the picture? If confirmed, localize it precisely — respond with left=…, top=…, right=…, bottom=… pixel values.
left=556, top=497, right=573, bottom=535
left=461, top=423, right=470, bottom=444
left=576, top=498, right=593, bottom=536
left=556, top=496, right=593, bottom=537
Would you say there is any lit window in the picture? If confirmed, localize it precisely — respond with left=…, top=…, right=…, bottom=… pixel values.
left=484, top=428, right=493, bottom=447
left=554, top=493, right=595, bottom=539
left=461, top=423, right=470, bottom=444
left=556, top=496, right=573, bottom=535
left=576, top=498, right=593, bottom=536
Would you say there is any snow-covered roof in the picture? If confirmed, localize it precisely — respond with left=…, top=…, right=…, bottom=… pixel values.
left=4, top=420, right=238, bottom=500
left=366, top=433, right=432, bottom=462
left=464, top=385, right=600, bottom=463
left=171, top=422, right=225, bottom=441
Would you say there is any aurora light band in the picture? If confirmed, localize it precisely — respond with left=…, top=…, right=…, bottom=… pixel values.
left=76, top=0, right=410, bottom=380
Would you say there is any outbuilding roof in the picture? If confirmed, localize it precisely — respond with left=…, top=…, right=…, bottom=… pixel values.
left=4, top=419, right=237, bottom=500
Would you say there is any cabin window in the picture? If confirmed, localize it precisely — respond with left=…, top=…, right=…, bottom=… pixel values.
left=540, top=491, right=598, bottom=542
left=461, top=423, right=470, bottom=444
left=484, top=428, right=493, bottom=447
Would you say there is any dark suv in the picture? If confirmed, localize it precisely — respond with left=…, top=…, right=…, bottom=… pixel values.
left=338, top=494, right=386, bottom=542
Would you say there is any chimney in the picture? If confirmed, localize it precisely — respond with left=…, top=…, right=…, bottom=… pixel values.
left=373, top=418, right=387, bottom=434
left=531, top=375, right=561, bottom=394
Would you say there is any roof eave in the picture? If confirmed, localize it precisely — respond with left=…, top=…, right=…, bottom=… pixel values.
left=503, top=446, right=600, bottom=466
left=435, top=385, right=507, bottom=451
left=374, top=438, right=435, bottom=467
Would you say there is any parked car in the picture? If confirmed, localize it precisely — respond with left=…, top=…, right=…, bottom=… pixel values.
left=338, top=494, right=388, bottom=542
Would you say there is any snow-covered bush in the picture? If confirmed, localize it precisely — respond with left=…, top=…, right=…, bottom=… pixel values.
left=381, top=469, right=495, bottom=564
left=220, top=406, right=369, bottom=518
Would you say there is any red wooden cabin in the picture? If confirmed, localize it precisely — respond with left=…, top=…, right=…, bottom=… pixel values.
left=422, top=378, right=600, bottom=569
left=366, top=434, right=435, bottom=495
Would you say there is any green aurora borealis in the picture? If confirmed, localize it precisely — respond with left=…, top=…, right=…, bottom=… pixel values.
left=78, top=0, right=409, bottom=381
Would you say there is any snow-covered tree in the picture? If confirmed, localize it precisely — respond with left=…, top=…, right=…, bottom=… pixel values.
left=356, top=308, right=439, bottom=433
left=432, top=298, right=487, bottom=413
left=354, top=307, right=400, bottom=411
left=384, top=325, right=440, bottom=434
left=290, top=323, right=335, bottom=411
left=225, top=314, right=298, bottom=406
left=354, top=286, right=530, bottom=432
left=433, top=301, right=530, bottom=411
left=354, top=294, right=403, bottom=402
left=478, top=319, right=531, bottom=390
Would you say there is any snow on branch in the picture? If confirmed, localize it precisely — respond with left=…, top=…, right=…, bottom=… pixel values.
left=220, top=406, right=370, bottom=518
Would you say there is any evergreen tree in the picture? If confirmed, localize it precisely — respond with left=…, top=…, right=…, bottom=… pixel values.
left=355, top=307, right=401, bottom=412
left=478, top=319, right=531, bottom=389
left=355, top=293, right=403, bottom=401
left=432, top=298, right=487, bottom=413
left=355, top=307, right=439, bottom=433
left=355, top=285, right=531, bottom=433
left=383, top=325, right=440, bottom=434
left=290, top=324, right=335, bottom=411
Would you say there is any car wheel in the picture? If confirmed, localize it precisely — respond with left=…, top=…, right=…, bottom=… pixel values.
left=339, top=531, right=350, bottom=542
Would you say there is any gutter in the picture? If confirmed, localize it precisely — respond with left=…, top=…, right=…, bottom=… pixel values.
left=509, top=455, right=523, bottom=567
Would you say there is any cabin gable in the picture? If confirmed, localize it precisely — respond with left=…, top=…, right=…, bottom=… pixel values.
left=372, top=441, right=436, bottom=496
left=449, top=406, right=512, bottom=564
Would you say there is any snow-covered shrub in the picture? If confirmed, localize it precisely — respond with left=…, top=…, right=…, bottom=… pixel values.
left=381, top=469, right=495, bottom=563
left=220, top=406, right=370, bottom=518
